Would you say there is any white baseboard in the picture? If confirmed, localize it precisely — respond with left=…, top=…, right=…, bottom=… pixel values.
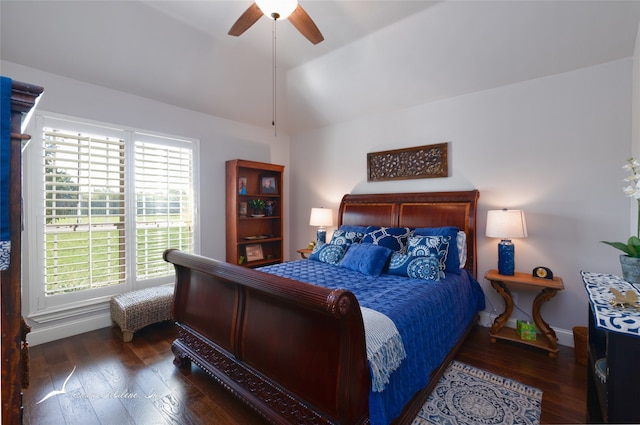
left=27, top=307, right=576, bottom=348
left=27, top=312, right=113, bottom=346
left=26, top=283, right=176, bottom=346
left=478, top=311, right=575, bottom=348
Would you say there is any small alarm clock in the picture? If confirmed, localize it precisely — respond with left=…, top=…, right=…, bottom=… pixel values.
left=532, top=266, right=553, bottom=280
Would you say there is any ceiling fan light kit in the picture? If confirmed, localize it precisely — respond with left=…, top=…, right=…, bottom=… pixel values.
left=256, top=0, right=298, bottom=20
left=229, top=1, right=324, bottom=45
left=227, top=0, right=324, bottom=135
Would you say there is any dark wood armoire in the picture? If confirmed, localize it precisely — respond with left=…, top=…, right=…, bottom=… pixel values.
left=1, top=80, right=44, bottom=424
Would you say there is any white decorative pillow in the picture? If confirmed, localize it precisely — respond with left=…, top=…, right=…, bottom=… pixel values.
left=457, top=231, right=467, bottom=269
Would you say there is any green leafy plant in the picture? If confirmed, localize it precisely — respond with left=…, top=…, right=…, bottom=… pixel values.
left=248, top=198, right=265, bottom=213
left=602, top=236, right=640, bottom=257
left=601, top=158, right=640, bottom=257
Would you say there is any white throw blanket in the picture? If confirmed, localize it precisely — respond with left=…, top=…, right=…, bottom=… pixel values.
left=361, top=307, right=407, bottom=392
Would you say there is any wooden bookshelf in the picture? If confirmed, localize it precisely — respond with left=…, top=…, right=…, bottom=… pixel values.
left=225, top=159, right=284, bottom=267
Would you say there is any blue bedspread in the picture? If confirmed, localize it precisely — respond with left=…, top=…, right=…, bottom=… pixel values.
left=259, top=260, right=485, bottom=425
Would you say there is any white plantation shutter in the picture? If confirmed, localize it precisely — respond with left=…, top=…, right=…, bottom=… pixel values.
left=135, top=137, right=194, bottom=279
left=43, top=127, right=126, bottom=295
left=36, top=116, right=196, bottom=300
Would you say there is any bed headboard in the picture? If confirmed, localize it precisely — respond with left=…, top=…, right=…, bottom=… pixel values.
left=338, top=190, right=480, bottom=278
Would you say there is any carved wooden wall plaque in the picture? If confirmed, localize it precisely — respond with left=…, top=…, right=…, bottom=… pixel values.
left=367, top=143, right=448, bottom=182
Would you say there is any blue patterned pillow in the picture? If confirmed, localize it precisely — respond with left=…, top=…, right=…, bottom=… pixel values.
left=361, top=226, right=413, bottom=253
left=413, top=226, right=460, bottom=272
left=387, top=252, right=442, bottom=281
left=339, top=243, right=392, bottom=276
left=407, top=235, right=450, bottom=272
left=407, top=255, right=442, bottom=280
left=308, top=242, right=348, bottom=265
left=329, top=229, right=365, bottom=246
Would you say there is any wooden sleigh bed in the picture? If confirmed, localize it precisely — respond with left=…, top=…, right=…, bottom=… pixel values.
left=164, top=190, right=482, bottom=425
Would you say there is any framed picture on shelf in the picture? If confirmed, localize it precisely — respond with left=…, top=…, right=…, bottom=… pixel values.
left=245, top=244, right=264, bottom=262
left=238, top=177, right=247, bottom=194
left=260, top=176, right=277, bottom=194
left=239, top=202, right=248, bottom=216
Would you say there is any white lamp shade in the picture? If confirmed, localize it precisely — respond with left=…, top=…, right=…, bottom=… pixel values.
left=256, top=0, right=298, bottom=20
left=309, top=208, right=333, bottom=227
left=486, top=209, right=528, bottom=239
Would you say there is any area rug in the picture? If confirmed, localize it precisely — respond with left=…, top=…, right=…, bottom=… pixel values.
left=412, top=361, right=543, bottom=425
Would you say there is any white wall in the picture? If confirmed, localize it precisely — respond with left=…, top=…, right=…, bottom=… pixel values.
left=3, top=25, right=637, bottom=345
left=289, top=59, right=633, bottom=342
left=632, top=20, right=640, bottom=234
left=1, top=61, right=291, bottom=345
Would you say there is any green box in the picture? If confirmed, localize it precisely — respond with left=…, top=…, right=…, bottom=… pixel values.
left=517, top=320, right=536, bottom=340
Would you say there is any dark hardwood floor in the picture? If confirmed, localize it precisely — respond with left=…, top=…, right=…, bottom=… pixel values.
left=22, top=322, right=587, bottom=425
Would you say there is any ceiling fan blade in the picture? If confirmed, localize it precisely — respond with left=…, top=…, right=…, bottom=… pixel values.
left=228, top=2, right=263, bottom=37
left=288, top=5, right=324, bottom=45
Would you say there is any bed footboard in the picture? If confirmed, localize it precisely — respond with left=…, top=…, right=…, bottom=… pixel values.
left=164, top=249, right=370, bottom=425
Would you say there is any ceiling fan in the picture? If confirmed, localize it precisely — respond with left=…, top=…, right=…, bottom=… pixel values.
left=228, top=0, right=324, bottom=45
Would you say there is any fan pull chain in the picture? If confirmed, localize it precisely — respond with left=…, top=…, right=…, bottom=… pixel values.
left=272, top=18, right=277, bottom=137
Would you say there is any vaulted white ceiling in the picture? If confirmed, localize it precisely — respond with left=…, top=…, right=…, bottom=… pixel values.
left=2, top=1, right=639, bottom=135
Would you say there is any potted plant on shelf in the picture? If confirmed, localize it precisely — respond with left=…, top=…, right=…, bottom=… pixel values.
left=248, top=198, right=266, bottom=216
left=601, top=157, right=640, bottom=283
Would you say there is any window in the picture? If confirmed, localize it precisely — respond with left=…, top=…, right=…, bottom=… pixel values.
left=26, top=114, right=198, bottom=315
left=43, top=127, right=127, bottom=295
left=134, top=134, right=194, bottom=280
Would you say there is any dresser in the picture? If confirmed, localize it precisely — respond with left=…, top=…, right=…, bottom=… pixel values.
left=581, top=271, right=640, bottom=423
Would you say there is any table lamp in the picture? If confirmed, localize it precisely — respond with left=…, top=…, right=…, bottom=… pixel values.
left=309, top=207, right=333, bottom=244
left=486, top=209, right=528, bottom=276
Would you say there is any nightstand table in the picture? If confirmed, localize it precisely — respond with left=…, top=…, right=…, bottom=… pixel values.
left=296, top=248, right=312, bottom=259
left=485, top=269, right=564, bottom=358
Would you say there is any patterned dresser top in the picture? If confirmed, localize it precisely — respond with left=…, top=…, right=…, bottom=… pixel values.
left=581, top=271, right=640, bottom=338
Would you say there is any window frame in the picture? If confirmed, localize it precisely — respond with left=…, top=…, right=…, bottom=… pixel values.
left=23, top=112, right=200, bottom=322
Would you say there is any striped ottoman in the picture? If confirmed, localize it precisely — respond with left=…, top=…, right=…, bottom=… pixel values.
left=110, top=285, right=174, bottom=342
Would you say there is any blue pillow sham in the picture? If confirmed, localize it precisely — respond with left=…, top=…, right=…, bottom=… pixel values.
left=361, top=226, right=413, bottom=253
left=317, top=225, right=464, bottom=278
left=406, top=235, right=450, bottom=273
left=329, top=229, right=365, bottom=246
left=339, top=243, right=392, bottom=276
left=308, top=242, right=348, bottom=265
left=387, top=252, right=442, bottom=281
left=413, top=226, right=460, bottom=272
